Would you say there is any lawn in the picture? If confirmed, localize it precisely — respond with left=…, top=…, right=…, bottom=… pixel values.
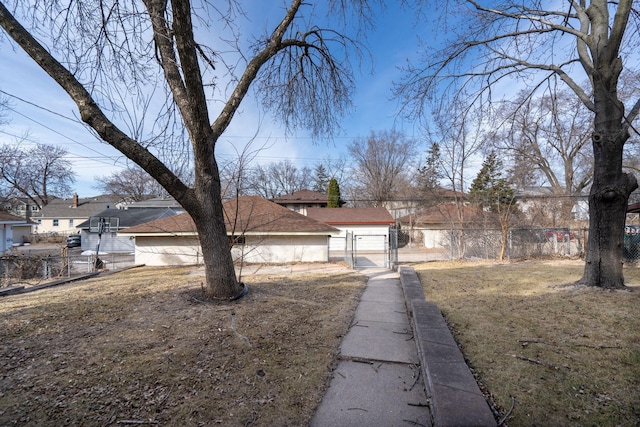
left=0, top=265, right=366, bottom=426
left=414, top=259, right=640, bottom=426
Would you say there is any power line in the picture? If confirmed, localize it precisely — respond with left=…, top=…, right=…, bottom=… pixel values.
left=0, top=89, right=80, bottom=123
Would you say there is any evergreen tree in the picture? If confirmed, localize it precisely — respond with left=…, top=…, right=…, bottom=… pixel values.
left=470, top=151, right=518, bottom=261
left=313, top=164, right=330, bottom=193
left=469, top=151, right=516, bottom=212
left=417, top=143, right=442, bottom=191
left=327, top=178, right=341, bottom=208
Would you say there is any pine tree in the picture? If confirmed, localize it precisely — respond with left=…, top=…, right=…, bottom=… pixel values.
left=469, top=151, right=516, bottom=212
left=417, top=143, right=442, bottom=191
left=313, top=164, right=330, bottom=194
left=327, top=178, right=341, bottom=208
left=470, top=151, right=518, bottom=261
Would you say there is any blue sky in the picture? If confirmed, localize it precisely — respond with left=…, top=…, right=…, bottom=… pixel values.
left=0, top=2, right=428, bottom=196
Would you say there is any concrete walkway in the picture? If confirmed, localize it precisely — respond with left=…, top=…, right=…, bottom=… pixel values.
left=311, top=268, right=431, bottom=427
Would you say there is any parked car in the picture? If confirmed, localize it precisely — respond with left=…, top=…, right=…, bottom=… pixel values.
left=66, top=234, right=81, bottom=248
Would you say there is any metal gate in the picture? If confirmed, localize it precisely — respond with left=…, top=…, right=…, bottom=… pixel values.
left=342, top=230, right=397, bottom=269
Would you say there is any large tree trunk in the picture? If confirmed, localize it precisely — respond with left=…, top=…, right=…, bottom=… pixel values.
left=187, top=130, right=242, bottom=300
left=579, top=68, right=637, bottom=288
left=191, top=187, right=242, bottom=300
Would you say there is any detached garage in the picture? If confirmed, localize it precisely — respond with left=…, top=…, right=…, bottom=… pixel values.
left=119, top=196, right=339, bottom=266
left=0, top=212, right=33, bottom=252
left=306, top=207, right=395, bottom=252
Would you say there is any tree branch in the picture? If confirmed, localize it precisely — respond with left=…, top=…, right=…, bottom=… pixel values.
left=0, top=1, right=192, bottom=205
left=210, top=0, right=302, bottom=139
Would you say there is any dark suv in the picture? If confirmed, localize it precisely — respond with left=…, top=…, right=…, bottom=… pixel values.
left=66, top=234, right=81, bottom=248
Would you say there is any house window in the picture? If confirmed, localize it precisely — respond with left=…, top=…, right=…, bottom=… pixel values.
left=53, top=219, right=59, bottom=227
left=31, top=206, right=38, bottom=211
left=69, top=219, right=74, bottom=227
left=230, top=235, right=246, bottom=245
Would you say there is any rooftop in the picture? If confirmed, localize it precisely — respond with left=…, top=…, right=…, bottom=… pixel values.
left=123, top=196, right=339, bottom=235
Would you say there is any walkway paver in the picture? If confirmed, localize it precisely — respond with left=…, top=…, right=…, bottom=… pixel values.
left=311, top=268, right=431, bottom=427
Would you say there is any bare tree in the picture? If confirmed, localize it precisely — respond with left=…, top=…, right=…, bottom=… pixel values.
left=247, top=160, right=313, bottom=199
left=421, top=101, right=484, bottom=258
left=348, top=129, right=418, bottom=206
left=493, top=88, right=594, bottom=196
left=398, top=1, right=640, bottom=289
left=0, top=142, right=75, bottom=208
left=94, top=165, right=166, bottom=202
left=316, top=156, right=351, bottom=202
left=0, top=0, right=370, bottom=299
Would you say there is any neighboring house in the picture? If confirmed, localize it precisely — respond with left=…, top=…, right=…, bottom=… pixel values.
left=2, top=197, right=41, bottom=220
left=306, top=207, right=395, bottom=252
left=33, top=194, right=119, bottom=235
left=124, top=196, right=185, bottom=211
left=119, top=196, right=339, bottom=266
left=76, top=208, right=182, bottom=253
left=383, top=187, right=463, bottom=219
left=271, top=189, right=330, bottom=215
left=515, top=186, right=590, bottom=224
left=0, top=211, right=34, bottom=252
left=398, top=203, right=483, bottom=249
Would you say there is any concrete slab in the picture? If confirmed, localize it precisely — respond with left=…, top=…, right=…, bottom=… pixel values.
left=340, top=320, right=418, bottom=364
left=359, top=284, right=404, bottom=303
left=405, top=277, right=497, bottom=427
left=430, top=384, right=497, bottom=427
left=353, top=300, right=409, bottom=324
left=310, top=360, right=430, bottom=427
left=312, top=268, right=432, bottom=427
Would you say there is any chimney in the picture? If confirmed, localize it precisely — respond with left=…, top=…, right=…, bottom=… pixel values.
left=72, top=193, right=79, bottom=208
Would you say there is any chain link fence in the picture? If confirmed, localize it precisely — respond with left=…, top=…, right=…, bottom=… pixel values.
left=398, top=227, right=588, bottom=262
left=624, top=225, right=640, bottom=263
left=399, top=225, right=640, bottom=263
left=0, top=252, right=135, bottom=289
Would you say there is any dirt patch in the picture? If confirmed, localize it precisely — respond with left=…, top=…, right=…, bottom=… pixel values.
left=0, top=266, right=366, bottom=426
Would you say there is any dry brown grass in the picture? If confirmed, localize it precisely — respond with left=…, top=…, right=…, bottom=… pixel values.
left=414, top=259, right=640, bottom=426
left=0, top=265, right=366, bottom=426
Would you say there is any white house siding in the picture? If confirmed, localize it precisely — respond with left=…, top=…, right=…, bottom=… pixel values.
left=36, top=217, right=89, bottom=235
left=422, top=228, right=450, bottom=249
left=134, top=236, right=203, bottom=266
left=328, top=225, right=390, bottom=252
left=232, top=235, right=329, bottom=263
left=0, top=226, right=12, bottom=253
left=134, top=234, right=330, bottom=266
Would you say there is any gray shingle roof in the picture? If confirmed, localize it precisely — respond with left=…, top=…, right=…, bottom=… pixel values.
left=35, top=195, right=118, bottom=219
left=76, top=208, right=182, bottom=230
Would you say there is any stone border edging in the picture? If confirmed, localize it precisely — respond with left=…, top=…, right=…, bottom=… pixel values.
left=399, top=265, right=497, bottom=427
